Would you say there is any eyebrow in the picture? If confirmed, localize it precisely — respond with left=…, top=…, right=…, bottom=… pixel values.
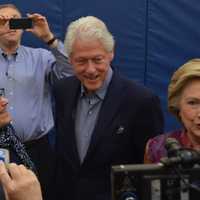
left=185, top=97, right=200, bottom=100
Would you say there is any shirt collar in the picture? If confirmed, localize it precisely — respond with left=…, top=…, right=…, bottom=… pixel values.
left=80, top=67, right=113, bottom=100
left=0, top=47, right=19, bottom=59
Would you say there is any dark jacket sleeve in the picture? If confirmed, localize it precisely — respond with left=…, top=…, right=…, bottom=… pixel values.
left=132, top=93, right=164, bottom=163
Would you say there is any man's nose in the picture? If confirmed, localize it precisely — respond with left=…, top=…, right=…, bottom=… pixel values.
left=86, top=60, right=96, bottom=73
left=196, top=106, right=200, bottom=117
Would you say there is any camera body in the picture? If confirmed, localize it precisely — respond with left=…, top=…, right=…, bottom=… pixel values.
left=9, top=18, right=32, bottom=29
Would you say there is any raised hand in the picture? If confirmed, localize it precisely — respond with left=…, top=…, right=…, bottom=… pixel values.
left=26, top=13, right=54, bottom=43
left=0, top=162, right=43, bottom=200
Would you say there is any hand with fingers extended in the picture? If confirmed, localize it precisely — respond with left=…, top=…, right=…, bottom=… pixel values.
left=0, top=15, right=10, bottom=37
left=26, top=13, right=55, bottom=44
left=0, top=15, right=9, bottom=26
left=0, top=162, right=43, bottom=200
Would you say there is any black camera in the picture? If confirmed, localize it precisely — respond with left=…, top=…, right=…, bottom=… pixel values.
left=9, top=18, right=33, bottom=29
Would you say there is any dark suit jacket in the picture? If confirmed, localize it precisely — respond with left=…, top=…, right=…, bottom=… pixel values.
left=53, top=70, right=164, bottom=200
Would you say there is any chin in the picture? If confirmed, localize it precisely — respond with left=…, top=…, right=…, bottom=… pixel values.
left=86, top=88, right=99, bottom=93
left=192, top=131, right=200, bottom=138
left=85, top=83, right=101, bottom=92
left=194, top=133, right=200, bottom=137
left=8, top=39, right=20, bottom=46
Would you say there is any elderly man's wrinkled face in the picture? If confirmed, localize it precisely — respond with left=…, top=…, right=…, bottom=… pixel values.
left=0, top=7, right=23, bottom=47
left=69, top=39, right=114, bottom=94
left=179, top=79, right=200, bottom=146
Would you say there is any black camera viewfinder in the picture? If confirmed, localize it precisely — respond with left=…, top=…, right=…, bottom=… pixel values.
left=9, top=18, right=33, bottom=29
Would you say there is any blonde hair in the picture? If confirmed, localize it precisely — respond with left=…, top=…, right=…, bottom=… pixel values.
left=168, top=58, right=200, bottom=121
left=64, top=16, right=115, bottom=56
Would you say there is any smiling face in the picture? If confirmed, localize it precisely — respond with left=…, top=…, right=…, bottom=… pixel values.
left=179, top=79, right=200, bottom=145
left=69, top=39, right=114, bottom=94
left=0, top=7, right=23, bottom=49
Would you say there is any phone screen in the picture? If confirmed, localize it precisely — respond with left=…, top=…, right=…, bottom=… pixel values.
left=9, top=18, right=32, bottom=29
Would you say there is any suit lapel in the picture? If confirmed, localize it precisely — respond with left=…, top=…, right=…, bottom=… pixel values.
left=63, top=78, right=81, bottom=167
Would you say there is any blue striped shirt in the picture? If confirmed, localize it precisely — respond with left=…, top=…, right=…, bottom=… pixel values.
left=0, top=41, right=72, bottom=142
left=75, top=67, right=113, bottom=162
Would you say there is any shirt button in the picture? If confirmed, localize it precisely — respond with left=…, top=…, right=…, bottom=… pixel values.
left=88, top=111, right=92, bottom=115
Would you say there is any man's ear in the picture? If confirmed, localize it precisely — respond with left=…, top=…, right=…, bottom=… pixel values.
left=108, top=51, right=114, bottom=62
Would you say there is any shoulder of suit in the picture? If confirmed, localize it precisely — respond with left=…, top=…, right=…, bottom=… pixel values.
left=53, top=76, right=79, bottom=91
left=58, top=76, right=78, bottom=85
left=116, top=74, right=155, bottom=98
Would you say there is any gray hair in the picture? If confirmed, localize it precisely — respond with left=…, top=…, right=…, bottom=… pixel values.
left=64, top=16, right=115, bottom=55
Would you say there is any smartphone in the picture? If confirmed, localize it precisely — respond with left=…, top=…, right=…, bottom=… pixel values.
left=9, top=18, right=32, bottom=29
left=0, top=149, right=9, bottom=164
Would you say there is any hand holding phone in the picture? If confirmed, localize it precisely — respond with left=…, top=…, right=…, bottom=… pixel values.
left=9, top=18, right=33, bottom=29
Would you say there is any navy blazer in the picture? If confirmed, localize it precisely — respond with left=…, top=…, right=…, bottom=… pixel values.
left=53, top=70, right=164, bottom=200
